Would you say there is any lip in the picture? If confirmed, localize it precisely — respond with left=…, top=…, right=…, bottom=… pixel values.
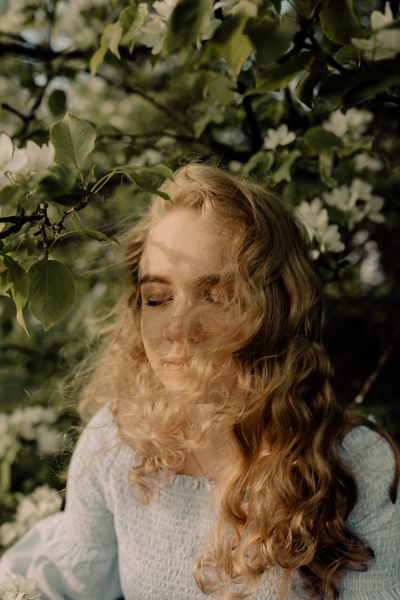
left=162, top=357, right=191, bottom=366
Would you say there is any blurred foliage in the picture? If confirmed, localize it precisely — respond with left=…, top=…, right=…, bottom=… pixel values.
left=0, top=0, right=400, bottom=547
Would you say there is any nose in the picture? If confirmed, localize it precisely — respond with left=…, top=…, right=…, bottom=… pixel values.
left=163, top=303, right=204, bottom=343
left=163, top=309, right=186, bottom=342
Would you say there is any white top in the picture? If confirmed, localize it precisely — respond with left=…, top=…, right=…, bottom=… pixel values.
left=1, top=402, right=399, bottom=599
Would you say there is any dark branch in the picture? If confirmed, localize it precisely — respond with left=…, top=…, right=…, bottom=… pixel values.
left=0, top=103, right=29, bottom=123
left=0, top=213, right=42, bottom=239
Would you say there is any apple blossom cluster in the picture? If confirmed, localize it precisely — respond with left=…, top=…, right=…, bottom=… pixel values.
left=0, top=485, right=62, bottom=549
left=352, top=2, right=400, bottom=61
left=0, top=572, right=41, bottom=600
left=323, top=180, right=385, bottom=230
left=353, top=153, right=382, bottom=173
left=0, top=406, right=61, bottom=456
left=295, top=199, right=345, bottom=259
left=0, top=134, right=55, bottom=191
left=126, top=0, right=219, bottom=55
left=263, top=124, right=296, bottom=151
left=322, top=108, right=373, bottom=142
left=295, top=179, right=385, bottom=259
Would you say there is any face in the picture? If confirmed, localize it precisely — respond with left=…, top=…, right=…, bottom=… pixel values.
left=139, top=206, right=232, bottom=394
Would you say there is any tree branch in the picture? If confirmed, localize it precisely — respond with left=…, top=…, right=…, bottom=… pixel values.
left=354, top=340, right=395, bottom=404
left=237, top=81, right=263, bottom=151
left=0, top=102, right=29, bottom=123
left=0, top=212, right=44, bottom=240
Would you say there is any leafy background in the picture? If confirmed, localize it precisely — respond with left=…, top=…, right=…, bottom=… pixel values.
left=0, top=0, right=399, bottom=555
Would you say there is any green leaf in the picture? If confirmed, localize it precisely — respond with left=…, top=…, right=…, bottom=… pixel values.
left=107, top=23, right=123, bottom=58
left=317, top=73, right=357, bottom=110
left=303, top=126, right=343, bottom=155
left=119, top=5, right=138, bottom=31
left=203, top=74, right=235, bottom=105
left=244, top=14, right=298, bottom=68
left=90, top=45, right=108, bottom=76
left=82, top=229, right=120, bottom=244
left=163, top=0, right=213, bottom=53
left=48, top=89, right=67, bottom=117
left=335, top=44, right=361, bottom=67
left=5, top=262, right=30, bottom=335
left=246, top=52, right=313, bottom=95
left=289, top=0, right=319, bottom=19
left=50, top=112, right=96, bottom=171
left=193, top=106, right=224, bottom=138
left=344, top=71, right=400, bottom=106
left=37, top=164, right=78, bottom=197
left=28, top=259, right=75, bottom=330
left=90, top=22, right=123, bottom=74
left=203, top=13, right=254, bottom=77
left=242, top=151, right=275, bottom=177
left=295, top=53, right=327, bottom=107
left=0, top=185, right=25, bottom=206
left=319, top=150, right=338, bottom=187
left=320, top=0, right=363, bottom=45
left=336, top=136, right=374, bottom=157
left=272, top=149, right=301, bottom=183
left=124, top=170, right=171, bottom=200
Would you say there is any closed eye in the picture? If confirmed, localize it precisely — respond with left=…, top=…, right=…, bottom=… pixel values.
left=145, top=297, right=173, bottom=307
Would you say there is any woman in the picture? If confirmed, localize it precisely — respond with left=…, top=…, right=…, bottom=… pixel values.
left=0, top=163, right=399, bottom=600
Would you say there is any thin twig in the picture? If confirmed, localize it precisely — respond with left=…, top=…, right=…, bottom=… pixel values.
left=354, top=341, right=395, bottom=404
left=0, top=103, right=29, bottom=123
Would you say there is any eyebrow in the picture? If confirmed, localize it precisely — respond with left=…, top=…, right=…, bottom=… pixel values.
left=139, top=273, right=220, bottom=287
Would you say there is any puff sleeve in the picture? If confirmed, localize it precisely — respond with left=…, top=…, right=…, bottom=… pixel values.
left=0, top=403, right=124, bottom=600
left=337, top=426, right=400, bottom=599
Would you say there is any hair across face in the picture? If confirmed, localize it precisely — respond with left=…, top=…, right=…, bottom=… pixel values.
left=139, top=206, right=238, bottom=398
left=78, top=163, right=379, bottom=600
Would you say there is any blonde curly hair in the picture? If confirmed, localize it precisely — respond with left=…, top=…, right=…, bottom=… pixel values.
left=78, top=162, right=399, bottom=600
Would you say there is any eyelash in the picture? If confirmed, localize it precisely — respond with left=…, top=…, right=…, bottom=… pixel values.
left=144, top=292, right=219, bottom=307
left=145, top=297, right=172, bottom=307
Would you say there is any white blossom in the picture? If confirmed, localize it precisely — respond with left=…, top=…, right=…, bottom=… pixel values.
left=371, top=2, right=394, bottom=30
left=8, top=406, right=58, bottom=443
left=0, top=0, right=27, bottom=33
left=352, top=28, right=400, bottom=61
left=263, top=124, right=296, bottom=150
left=53, top=0, right=109, bottom=50
left=0, top=135, right=55, bottom=190
left=322, top=108, right=373, bottom=141
left=360, top=241, right=385, bottom=286
left=0, top=133, right=13, bottom=166
left=24, top=141, right=55, bottom=172
left=354, top=153, right=382, bottom=172
left=228, top=160, right=243, bottom=173
left=129, top=148, right=163, bottom=168
left=295, top=198, right=345, bottom=258
left=130, top=0, right=220, bottom=55
left=214, top=0, right=258, bottom=17
left=35, top=424, right=61, bottom=456
left=352, top=4, right=400, bottom=61
left=0, top=572, right=41, bottom=600
left=0, top=486, right=62, bottom=548
left=0, top=521, right=26, bottom=547
left=323, top=179, right=385, bottom=229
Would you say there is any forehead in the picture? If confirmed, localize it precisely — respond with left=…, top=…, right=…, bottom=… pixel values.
left=140, top=207, right=228, bottom=281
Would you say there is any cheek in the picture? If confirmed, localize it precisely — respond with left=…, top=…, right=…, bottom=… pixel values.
left=140, top=309, right=165, bottom=357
